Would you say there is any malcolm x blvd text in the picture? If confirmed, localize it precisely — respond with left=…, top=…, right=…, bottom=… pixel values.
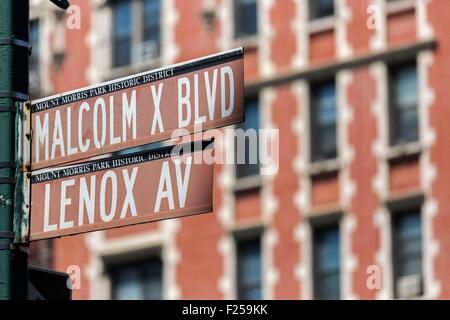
left=31, top=49, right=244, bottom=170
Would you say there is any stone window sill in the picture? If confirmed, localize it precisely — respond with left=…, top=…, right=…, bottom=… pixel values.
left=386, top=0, right=416, bottom=16
left=107, top=57, right=162, bottom=82
left=308, top=158, right=340, bottom=177
left=232, top=35, right=259, bottom=52
left=308, top=16, right=336, bottom=35
left=386, top=141, right=422, bottom=162
left=233, top=175, right=262, bottom=193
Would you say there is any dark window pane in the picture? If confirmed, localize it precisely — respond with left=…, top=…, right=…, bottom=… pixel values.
left=237, top=238, right=261, bottom=300
left=311, top=80, right=337, bottom=162
left=234, top=0, right=258, bottom=38
left=30, top=20, right=40, bottom=96
left=143, top=0, right=161, bottom=57
left=319, top=126, right=336, bottom=159
left=390, top=63, right=419, bottom=145
left=112, top=266, right=143, bottom=299
left=242, top=287, right=261, bottom=300
left=393, top=210, right=423, bottom=298
left=313, top=225, right=340, bottom=300
left=393, top=211, right=422, bottom=277
left=111, top=258, right=163, bottom=300
left=400, top=258, right=422, bottom=276
left=236, top=97, right=260, bottom=178
left=398, top=108, right=419, bottom=142
left=142, top=259, right=163, bottom=299
left=112, top=0, right=132, bottom=67
left=316, top=273, right=340, bottom=300
left=309, top=0, right=334, bottom=20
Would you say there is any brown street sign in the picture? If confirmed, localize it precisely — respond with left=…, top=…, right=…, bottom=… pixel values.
left=29, top=141, right=214, bottom=241
left=31, top=48, right=244, bottom=170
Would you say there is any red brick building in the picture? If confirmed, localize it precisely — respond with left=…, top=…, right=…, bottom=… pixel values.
left=28, top=0, right=450, bottom=300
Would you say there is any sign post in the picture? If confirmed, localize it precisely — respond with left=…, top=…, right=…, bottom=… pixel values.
left=0, top=0, right=30, bottom=300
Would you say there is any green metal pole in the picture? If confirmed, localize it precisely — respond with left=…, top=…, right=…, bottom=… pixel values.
left=0, top=0, right=29, bottom=300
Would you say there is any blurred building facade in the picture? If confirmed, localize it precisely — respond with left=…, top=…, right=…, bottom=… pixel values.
left=28, top=0, right=450, bottom=299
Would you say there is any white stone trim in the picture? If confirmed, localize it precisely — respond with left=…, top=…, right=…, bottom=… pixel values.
left=416, top=0, right=434, bottom=40
left=292, top=81, right=311, bottom=215
left=259, top=0, right=275, bottom=76
left=294, top=222, right=312, bottom=299
left=373, top=207, right=393, bottom=299
left=416, top=0, right=439, bottom=298
left=260, top=87, right=278, bottom=299
left=217, top=119, right=237, bottom=299
left=162, top=220, right=181, bottom=299
left=291, top=80, right=311, bottom=299
left=370, top=62, right=392, bottom=299
left=369, top=0, right=387, bottom=51
left=84, top=227, right=177, bottom=300
left=91, top=231, right=163, bottom=256
left=87, top=2, right=112, bottom=85
left=337, top=69, right=357, bottom=299
left=162, top=0, right=180, bottom=66
left=341, top=214, right=357, bottom=299
left=218, top=234, right=235, bottom=299
left=292, top=0, right=309, bottom=68
left=217, top=90, right=239, bottom=298
left=418, top=50, right=440, bottom=299
left=217, top=142, right=237, bottom=299
left=217, top=0, right=233, bottom=51
left=262, top=228, right=278, bottom=299
left=337, top=70, right=355, bottom=210
left=84, top=231, right=109, bottom=300
left=335, top=0, right=353, bottom=59
left=370, top=63, right=389, bottom=202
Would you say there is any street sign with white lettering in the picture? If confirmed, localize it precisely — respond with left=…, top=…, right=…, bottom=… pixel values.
left=31, top=48, right=243, bottom=170
left=29, top=141, right=214, bottom=241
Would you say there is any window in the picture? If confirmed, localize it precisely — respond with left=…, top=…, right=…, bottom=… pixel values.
left=236, top=97, right=260, bottom=179
left=143, top=0, right=161, bottom=56
left=392, top=209, right=423, bottom=298
left=112, top=0, right=161, bottom=68
left=313, top=225, right=340, bottom=300
left=310, top=80, right=337, bottom=162
left=112, top=0, right=132, bottom=68
left=234, top=0, right=258, bottom=39
left=389, top=62, right=419, bottom=146
left=237, top=238, right=262, bottom=299
left=309, top=0, right=334, bottom=20
left=110, top=258, right=163, bottom=300
left=29, top=20, right=40, bottom=96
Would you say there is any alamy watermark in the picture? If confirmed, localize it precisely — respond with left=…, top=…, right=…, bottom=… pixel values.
left=367, top=4, right=382, bottom=30
left=168, top=124, right=280, bottom=176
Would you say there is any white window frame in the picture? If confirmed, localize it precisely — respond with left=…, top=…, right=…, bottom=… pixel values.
left=108, top=0, right=164, bottom=79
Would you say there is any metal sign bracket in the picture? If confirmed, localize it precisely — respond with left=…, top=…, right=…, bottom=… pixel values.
left=14, top=101, right=31, bottom=244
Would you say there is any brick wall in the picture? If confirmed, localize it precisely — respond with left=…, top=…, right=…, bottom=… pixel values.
left=28, top=0, right=450, bottom=300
